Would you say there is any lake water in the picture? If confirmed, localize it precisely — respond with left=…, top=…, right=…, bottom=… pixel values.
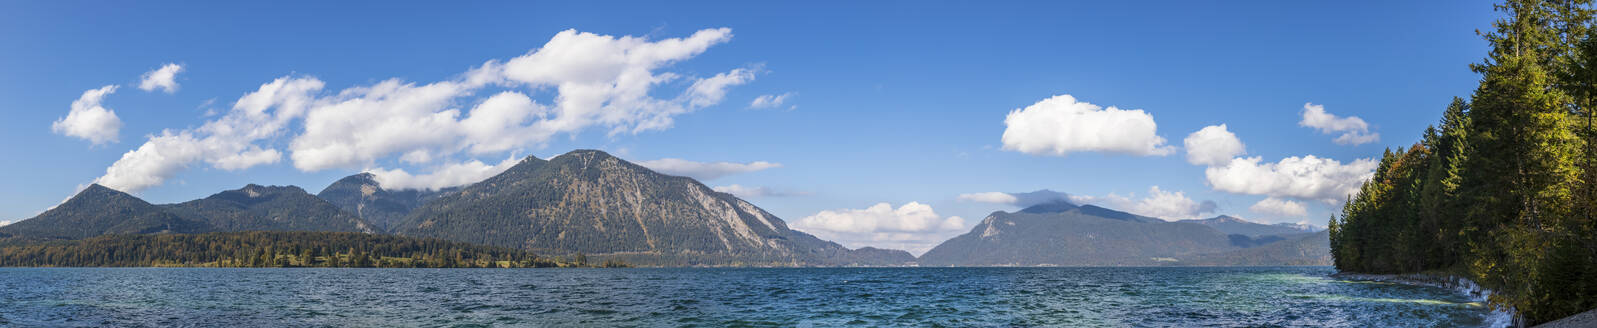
left=0, top=266, right=1498, bottom=327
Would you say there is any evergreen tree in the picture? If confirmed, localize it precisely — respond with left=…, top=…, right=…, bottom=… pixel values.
left=1331, top=0, right=1597, bottom=323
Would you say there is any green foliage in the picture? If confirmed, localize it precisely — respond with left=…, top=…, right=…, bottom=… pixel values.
left=1331, top=0, right=1597, bottom=324
left=0, top=231, right=615, bottom=268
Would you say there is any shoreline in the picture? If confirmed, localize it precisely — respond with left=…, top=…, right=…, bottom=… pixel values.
left=1331, top=272, right=1520, bottom=328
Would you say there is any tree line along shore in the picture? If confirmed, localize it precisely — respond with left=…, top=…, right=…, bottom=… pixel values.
left=0, top=231, right=628, bottom=268
left=1329, top=0, right=1597, bottom=325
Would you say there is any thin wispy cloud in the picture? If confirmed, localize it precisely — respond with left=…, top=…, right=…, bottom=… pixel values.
left=749, top=92, right=795, bottom=110
left=1300, top=103, right=1379, bottom=145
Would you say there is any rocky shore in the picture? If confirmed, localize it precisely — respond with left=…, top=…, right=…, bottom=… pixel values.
left=1331, top=272, right=1520, bottom=328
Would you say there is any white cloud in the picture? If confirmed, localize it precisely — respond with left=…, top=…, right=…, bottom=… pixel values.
left=492, top=28, right=744, bottom=137
left=0, top=220, right=12, bottom=227
left=1126, top=186, right=1214, bottom=220
left=92, top=28, right=750, bottom=192
left=1249, top=197, right=1308, bottom=218
left=288, top=79, right=479, bottom=171
left=1000, top=94, right=1174, bottom=157
left=712, top=184, right=806, bottom=198
left=366, top=156, right=521, bottom=191
left=1299, top=103, right=1379, bottom=145
left=790, top=202, right=966, bottom=255
left=637, top=158, right=780, bottom=180
left=686, top=68, right=756, bottom=108
left=52, top=85, right=123, bottom=145
left=1184, top=124, right=1246, bottom=166
left=749, top=92, right=795, bottom=110
left=138, top=63, right=184, bottom=93
left=95, top=77, right=324, bottom=192
left=95, top=132, right=206, bottom=192
left=1073, top=186, right=1217, bottom=221
left=288, top=28, right=747, bottom=172
left=1205, top=155, right=1378, bottom=203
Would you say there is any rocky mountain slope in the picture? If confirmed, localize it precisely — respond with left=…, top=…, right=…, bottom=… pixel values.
left=394, top=150, right=913, bottom=266
left=317, top=173, right=455, bottom=232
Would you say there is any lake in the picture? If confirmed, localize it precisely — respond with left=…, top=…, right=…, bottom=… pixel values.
left=0, top=266, right=1499, bottom=327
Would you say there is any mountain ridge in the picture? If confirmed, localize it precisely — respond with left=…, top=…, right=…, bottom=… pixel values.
left=317, top=173, right=457, bottom=232
left=392, top=150, right=913, bottom=266
left=1181, top=215, right=1316, bottom=237
left=163, top=184, right=376, bottom=233
left=917, top=203, right=1331, bottom=266
left=0, top=184, right=211, bottom=239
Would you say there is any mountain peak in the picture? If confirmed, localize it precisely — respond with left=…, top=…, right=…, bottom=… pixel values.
left=3, top=183, right=209, bottom=239
left=1018, top=200, right=1078, bottom=214
left=1182, top=215, right=1311, bottom=237
left=563, top=149, right=612, bottom=157
left=394, top=149, right=910, bottom=266
left=1204, top=215, right=1248, bottom=224
left=231, top=184, right=306, bottom=198
left=65, top=184, right=141, bottom=206
left=70, top=183, right=130, bottom=201
left=82, top=183, right=117, bottom=194
left=343, top=172, right=378, bottom=182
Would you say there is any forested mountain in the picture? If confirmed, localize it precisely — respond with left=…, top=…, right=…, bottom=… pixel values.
left=1329, top=0, right=1597, bottom=324
left=395, top=150, right=914, bottom=266
left=0, top=184, right=210, bottom=240
left=317, top=173, right=455, bottom=232
left=163, top=184, right=376, bottom=233
left=0, top=184, right=373, bottom=241
left=916, top=202, right=1320, bottom=266
left=1182, top=215, right=1312, bottom=237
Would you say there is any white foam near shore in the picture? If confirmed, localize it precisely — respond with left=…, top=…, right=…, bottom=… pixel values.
left=1331, top=273, right=1519, bottom=328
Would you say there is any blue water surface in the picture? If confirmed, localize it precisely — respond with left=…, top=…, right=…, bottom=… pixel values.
left=0, top=267, right=1494, bottom=327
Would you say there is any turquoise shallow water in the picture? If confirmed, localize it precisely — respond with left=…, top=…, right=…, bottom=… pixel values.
left=0, top=266, right=1493, bottom=327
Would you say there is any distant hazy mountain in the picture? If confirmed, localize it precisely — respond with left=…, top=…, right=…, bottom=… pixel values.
left=1182, top=215, right=1311, bottom=237
left=0, top=184, right=210, bottom=239
left=394, top=150, right=913, bottom=266
left=1180, top=231, right=1331, bottom=266
left=163, top=184, right=376, bottom=233
left=917, top=201, right=1331, bottom=266
left=1273, top=222, right=1323, bottom=233
left=918, top=201, right=1238, bottom=266
left=317, top=173, right=455, bottom=232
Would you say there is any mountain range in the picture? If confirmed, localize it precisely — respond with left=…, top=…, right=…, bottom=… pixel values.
left=918, top=201, right=1329, bottom=266
left=0, top=149, right=1326, bottom=267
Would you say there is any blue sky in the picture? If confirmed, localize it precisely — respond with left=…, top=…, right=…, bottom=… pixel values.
left=1, top=1, right=1494, bottom=253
